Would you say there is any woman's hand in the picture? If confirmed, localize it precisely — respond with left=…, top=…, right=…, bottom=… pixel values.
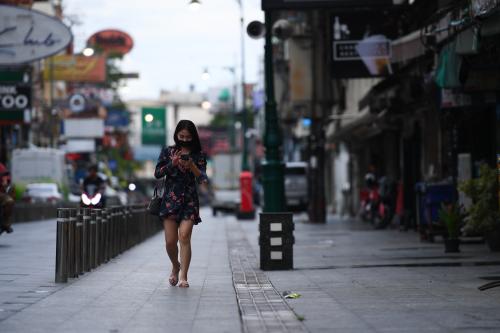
left=172, top=150, right=182, bottom=166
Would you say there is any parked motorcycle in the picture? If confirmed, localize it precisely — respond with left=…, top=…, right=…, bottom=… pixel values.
left=360, top=175, right=396, bottom=229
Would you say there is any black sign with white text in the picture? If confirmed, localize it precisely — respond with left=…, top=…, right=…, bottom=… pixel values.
left=0, top=85, right=31, bottom=111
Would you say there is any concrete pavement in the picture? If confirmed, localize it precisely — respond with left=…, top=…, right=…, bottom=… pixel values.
left=240, top=213, right=500, bottom=332
left=0, top=208, right=241, bottom=333
left=1, top=205, right=500, bottom=332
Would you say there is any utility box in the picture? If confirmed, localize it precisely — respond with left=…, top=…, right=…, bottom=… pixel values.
left=259, top=212, right=294, bottom=270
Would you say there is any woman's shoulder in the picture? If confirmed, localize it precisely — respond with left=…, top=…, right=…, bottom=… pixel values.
left=162, top=145, right=178, bottom=154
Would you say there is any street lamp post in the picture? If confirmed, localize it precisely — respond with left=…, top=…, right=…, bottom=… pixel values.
left=262, top=11, right=285, bottom=212
left=237, top=0, right=249, bottom=172
left=235, top=0, right=255, bottom=219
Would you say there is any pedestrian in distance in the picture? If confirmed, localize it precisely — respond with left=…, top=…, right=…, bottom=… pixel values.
left=154, top=120, right=208, bottom=288
left=0, top=162, right=14, bottom=235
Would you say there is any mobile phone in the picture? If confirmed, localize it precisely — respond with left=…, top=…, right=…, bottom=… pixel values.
left=180, top=154, right=190, bottom=161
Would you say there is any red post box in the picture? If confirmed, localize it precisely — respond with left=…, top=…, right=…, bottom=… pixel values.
left=238, top=171, right=255, bottom=220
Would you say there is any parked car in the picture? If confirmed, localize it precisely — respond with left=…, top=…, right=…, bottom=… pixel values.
left=284, top=162, right=308, bottom=211
left=22, top=183, right=63, bottom=204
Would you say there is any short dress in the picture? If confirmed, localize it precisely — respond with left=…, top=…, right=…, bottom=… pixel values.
left=154, top=146, right=208, bottom=224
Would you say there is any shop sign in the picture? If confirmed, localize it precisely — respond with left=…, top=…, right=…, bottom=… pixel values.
left=87, top=29, right=133, bottom=55
left=262, top=0, right=392, bottom=9
left=63, top=118, right=104, bottom=138
left=331, top=11, right=396, bottom=78
left=105, top=109, right=129, bottom=128
left=142, top=107, right=166, bottom=146
left=43, top=55, right=106, bottom=82
left=0, top=5, right=72, bottom=65
left=441, top=89, right=472, bottom=108
left=0, top=85, right=30, bottom=111
left=68, top=93, right=86, bottom=113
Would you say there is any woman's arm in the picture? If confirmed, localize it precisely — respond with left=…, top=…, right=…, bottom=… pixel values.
left=189, top=153, right=208, bottom=184
left=154, top=147, right=179, bottom=179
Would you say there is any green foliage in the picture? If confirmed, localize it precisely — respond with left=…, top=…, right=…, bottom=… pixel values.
left=438, top=202, right=462, bottom=239
left=13, top=183, right=26, bottom=201
left=210, top=113, right=232, bottom=128
left=458, top=164, right=500, bottom=233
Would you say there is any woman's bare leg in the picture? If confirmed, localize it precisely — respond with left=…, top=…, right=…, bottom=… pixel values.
left=178, top=219, right=194, bottom=287
left=163, top=218, right=180, bottom=285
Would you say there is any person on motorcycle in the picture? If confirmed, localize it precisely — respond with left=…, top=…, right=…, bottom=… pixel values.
left=0, top=163, right=14, bottom=234
left=81, top=165, right=106, bottom=208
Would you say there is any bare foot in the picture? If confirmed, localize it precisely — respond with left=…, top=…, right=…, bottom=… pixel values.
left=169, top=264, right=180, bottom=286
left=178, top=280, right=189, bottom=288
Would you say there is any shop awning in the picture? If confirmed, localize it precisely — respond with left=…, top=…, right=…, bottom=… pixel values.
left=327, top=108, right=386, bottom=142
left=391, top=30, right=426, bottom=64
left=358, top=75, right=401, bottom=113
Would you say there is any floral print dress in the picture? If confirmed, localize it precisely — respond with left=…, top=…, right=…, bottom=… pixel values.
left=154, top=146, right=208, bottom=224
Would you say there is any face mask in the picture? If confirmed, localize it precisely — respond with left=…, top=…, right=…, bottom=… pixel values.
left=178, top=140, right=192, bottom=148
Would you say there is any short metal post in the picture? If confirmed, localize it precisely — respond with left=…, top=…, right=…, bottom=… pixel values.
left=75, top=208, right=83, bottom=276
left=82, top=208, right=91, bottom=272
left=55, top=209, right=69, bottom=283
left=95, top=209, right=102, bottom=266
left=109, top=207, right=114, bottom=258
left=90, top=210, right=97, bottom=269
left=68, top=209, right=77, bottom=278
left=103, top=208, right=109, bottom=262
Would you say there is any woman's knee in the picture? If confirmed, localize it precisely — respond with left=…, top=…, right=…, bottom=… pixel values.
left=178, top=231, right=191, bottom=244
left=166, top=238, right=178, bottom=249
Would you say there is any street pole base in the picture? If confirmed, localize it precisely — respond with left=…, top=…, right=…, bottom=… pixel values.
left=237, top=209, right=256, bottom=220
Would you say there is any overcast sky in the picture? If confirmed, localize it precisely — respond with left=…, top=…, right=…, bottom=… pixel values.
left=64, top=0, right=264, bottom=101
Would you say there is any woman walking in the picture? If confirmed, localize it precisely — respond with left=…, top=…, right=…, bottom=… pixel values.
left=154, top=120, right=208, bottom=288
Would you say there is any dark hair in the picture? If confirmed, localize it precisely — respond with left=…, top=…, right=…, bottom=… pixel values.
left=173, top=119, right=202, bottom=153
left=88, top=164, right=98, bottom=173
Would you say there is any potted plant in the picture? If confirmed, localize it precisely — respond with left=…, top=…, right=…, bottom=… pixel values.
left=438, top=202, right=462, bottom=253
left=458, top=164, right=500, bottom=252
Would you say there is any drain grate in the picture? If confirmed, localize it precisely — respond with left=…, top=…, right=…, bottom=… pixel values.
left=227, top=222, right=307, bottom=333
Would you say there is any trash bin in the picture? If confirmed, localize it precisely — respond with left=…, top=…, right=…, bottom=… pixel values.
left=415, top=182, right=455, bottom=241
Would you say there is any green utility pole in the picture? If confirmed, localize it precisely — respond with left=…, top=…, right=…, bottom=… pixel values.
left=238, top=0, right=250, bottom=172
left=262, top=11, right=285, bottom=213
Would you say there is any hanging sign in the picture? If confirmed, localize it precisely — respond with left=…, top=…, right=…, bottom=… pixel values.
left=68, top=93, right=86, bottom=113
left=0, top=85, right=30, bottom=110
left=331, top=10, right=396, bottom=78
left=0, top=5, right=72, bottom=65
left=43, top=55, right=106, bottom=82
left=87, top=29, right=134, bottom=55
left=0, top=84, right=31, bottom=123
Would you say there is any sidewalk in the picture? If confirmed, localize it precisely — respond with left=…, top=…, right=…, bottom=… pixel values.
left=0, top=208, right=241, bottom=333
left=239, top=213, right=500, bottom=332
left=2, top=208, right=500, bottom=332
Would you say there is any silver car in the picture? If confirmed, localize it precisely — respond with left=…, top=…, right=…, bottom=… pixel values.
left=284, top=162, right=308, bottom=211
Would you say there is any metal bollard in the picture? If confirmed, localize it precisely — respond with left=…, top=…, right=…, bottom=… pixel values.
left=113, top=207, right=118, bottom=257
left=90, top=210, right=97, bottom=269
left=68, top=209, right=77, bottom=278
left=55, top=209, right=69, bottom=283
left=95, top=209, right=102, bottom=266
left=121, top=207, right=127, bottom=253
left=102, top=208, right=109, bottom=262
left=75, top=208, right=83, bottom=276
left=82, top=208, right=91, bottom=272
